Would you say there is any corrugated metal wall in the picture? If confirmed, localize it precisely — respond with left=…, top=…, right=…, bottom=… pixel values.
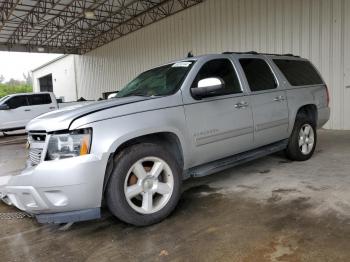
left=75, top=0, right=350, bottom=130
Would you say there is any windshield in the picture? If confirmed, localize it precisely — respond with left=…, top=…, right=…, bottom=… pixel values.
left=0, top=95, right=9, bottom=104
left=116, top=61, right=194, bottom=98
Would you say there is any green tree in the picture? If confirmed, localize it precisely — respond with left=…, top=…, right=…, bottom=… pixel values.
left=7, top=78, right=23, bottom=86
left=0, top=82, right=32, bottom=98
left=23, top=72, right=33, bottom=85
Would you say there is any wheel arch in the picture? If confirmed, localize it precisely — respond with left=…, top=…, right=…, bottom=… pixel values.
left=290, top=104, right=318, bottom=134
left=102, top=131, right=185, bottom=196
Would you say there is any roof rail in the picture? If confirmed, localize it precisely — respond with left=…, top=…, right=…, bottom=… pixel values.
left=222, top=51, right=300, bottom=58
left=222, top=51, right=258, bottom=55
left=260, top=53, right=300, bottom=58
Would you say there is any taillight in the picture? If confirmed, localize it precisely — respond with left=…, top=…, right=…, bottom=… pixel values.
left=325, top=85, right=330, bottom=107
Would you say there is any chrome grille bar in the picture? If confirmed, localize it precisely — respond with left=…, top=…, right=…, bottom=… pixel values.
left=27, top=133, right=47, bottom=166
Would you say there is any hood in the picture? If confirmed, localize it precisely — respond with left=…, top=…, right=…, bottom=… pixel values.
left=26, top=96, right=150, bottom=132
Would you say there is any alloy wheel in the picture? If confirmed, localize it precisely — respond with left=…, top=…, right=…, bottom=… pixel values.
left=298, top=124, right=315, bottom=155
left=123, top=157, right=174, bottom=214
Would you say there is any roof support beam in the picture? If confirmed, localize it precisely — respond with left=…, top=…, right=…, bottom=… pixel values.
left=29, top=0, right=128, bottom=49
left=6, top=0, right=61, bottom=46
left=0, top=0, right=203, bottom=54
left=79, top=0, right=203, bottom=54
left=60, top=0, right=164, bottom=49
left=0, top=42, right=78, bottom=54
left=0, top=0, right=20, bottom=32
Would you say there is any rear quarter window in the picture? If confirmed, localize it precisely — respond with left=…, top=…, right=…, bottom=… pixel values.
left=273, top=59, right=324, bottom=86
left=28, top=94, right=52, bottom=105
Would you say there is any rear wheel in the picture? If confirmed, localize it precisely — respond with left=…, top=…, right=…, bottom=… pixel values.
left=285, top=115, right=317, bottom=161
left=106, top=143, right=182, bottom=226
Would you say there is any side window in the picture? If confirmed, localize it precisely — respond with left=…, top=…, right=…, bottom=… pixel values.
left=273, top=59, right=324, bottom=86
left=28, top=94, right=52, bottom=105
left=6, top=96, right=29, bottom=109
left=240, top=58, right=277, bottom=92
left=192, top=59, right=242, bottom=96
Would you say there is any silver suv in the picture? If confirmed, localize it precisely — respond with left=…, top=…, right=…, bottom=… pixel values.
left=0, top=52, right=330, bottom=226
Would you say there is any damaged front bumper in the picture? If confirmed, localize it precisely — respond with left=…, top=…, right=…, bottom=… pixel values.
left=0, top=154, right=108, bottom=224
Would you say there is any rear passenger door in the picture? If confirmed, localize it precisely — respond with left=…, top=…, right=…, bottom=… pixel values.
left=27, top=93, right=55, bottom=119
left=238, top=57, right=289, bottom=147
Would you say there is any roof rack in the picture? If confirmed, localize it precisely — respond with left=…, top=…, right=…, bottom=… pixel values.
left=222, top=51, right=300, bottom=57
left=222, top=51, right=258, bottom=55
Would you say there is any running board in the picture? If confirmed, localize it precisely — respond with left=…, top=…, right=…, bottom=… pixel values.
left=185, top=139, right=288, bottom=178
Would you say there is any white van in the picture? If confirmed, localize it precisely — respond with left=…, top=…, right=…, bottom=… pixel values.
left=0, top=92, right=58, bottom=132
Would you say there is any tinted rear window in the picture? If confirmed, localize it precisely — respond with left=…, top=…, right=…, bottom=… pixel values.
left=239, top=58, right=277, bottom=91
left=273, top=59, right=323, bottom=86
left=28, top=94, right=52, bottom=105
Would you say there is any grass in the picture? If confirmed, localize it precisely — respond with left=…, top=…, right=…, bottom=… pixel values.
left=0, top=84, right=33, bottom=98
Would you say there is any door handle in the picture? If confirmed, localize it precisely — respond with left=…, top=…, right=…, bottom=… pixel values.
left=274, top=95, right=285, bottom=102
left=234, top=101, right=249, bottom=109
left=24, top=109, right=31, bottom=112
left=49, top=107, right=56, bottom=109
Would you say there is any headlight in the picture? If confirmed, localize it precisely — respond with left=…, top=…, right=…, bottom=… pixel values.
left=46, top=128, right=92, bottom=161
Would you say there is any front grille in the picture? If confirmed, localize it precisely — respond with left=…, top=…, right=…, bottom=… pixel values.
left=28, top=132, right=47, bottom=166
left=29, top=148, right=43, bottom=165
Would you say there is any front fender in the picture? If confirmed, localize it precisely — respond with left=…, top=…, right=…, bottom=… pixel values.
left=79, top=106, right=191, bottom=168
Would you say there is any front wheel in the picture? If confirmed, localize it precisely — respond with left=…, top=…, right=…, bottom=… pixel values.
left=106, top=143, right=182, bottom=226
left=285, top=115, right=317, bottom=161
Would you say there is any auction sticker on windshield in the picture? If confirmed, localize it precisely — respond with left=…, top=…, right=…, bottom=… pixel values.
left=172, top=62, right=192, bottom=68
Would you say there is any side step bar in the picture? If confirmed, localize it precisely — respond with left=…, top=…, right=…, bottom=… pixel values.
left=185, top=139, right=288, bottom=179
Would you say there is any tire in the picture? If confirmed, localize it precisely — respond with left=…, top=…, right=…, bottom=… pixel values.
left=106, top=143, right=182, bottom=226
left=285, top=114, right=317, bottom=161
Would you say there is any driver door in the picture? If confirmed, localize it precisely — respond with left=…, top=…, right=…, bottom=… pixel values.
left=183, top=58, right=254, bottom=167
left=0, top=95, right=30, bottom=130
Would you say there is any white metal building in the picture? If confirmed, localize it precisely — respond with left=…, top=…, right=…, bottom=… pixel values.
left=32, top=55, right=78, bottom=102
left=32, top=0, right=350, bottom=130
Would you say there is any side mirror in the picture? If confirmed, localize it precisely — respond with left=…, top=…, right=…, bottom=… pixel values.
left=0, top=104, right=9, bottom=110
left=191, top=77, right=225, bottom=99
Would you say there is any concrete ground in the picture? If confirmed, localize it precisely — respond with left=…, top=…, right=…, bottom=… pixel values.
left=0, top=130, right=350, bottom=261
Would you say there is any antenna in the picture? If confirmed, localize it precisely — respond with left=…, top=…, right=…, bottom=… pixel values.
left=187, top=51, right=194, bottom=58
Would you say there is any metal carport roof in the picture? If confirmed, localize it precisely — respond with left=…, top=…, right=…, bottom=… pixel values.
left=0, top=0, right=202, bottom=54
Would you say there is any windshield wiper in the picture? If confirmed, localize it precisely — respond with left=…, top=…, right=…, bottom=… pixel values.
left=120, top=94, right=149, bottom=98
left=119, top=91, right=161, bottom=98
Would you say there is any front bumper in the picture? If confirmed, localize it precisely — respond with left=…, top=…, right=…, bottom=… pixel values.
left=0, top=153, right=108, bottom=223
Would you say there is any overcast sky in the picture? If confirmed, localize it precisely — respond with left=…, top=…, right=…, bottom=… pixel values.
left=0, top=51, right=62, bottom=81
